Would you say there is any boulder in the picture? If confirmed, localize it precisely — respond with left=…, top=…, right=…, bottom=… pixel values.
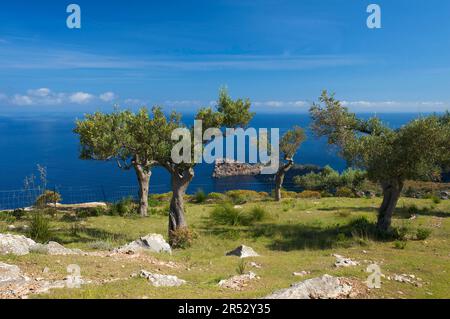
left=44, top=242, right=83, bottom=255
left=116, top=234, right=172, bottom=254
left=0, top=262, right=29, bottom=287
left=140, top=270, right=186, bottom=287
left=440, top=191, right=449, bottom=200
left=226, top=245, right=259, bottom=258
left=265, top=274, right=353, bottom=299
left=0, top=234, right=36, bottom=256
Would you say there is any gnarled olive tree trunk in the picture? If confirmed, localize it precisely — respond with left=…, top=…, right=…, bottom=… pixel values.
left=274, top=159, right=294, bottom=201
left=168, top=167, right=194, bottom=243
left=377, top=180, right=404, bottom=231
left=133, top=164, right=151, bottom=217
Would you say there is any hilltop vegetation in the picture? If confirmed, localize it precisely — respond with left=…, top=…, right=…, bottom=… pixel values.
left=1, top=194, right=449, bottom=299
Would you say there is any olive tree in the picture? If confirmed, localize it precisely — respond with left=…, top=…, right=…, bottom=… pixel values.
left=155, top=88, right=254, bottom=243
left=310, top=91, right=450, bottom=231
left=274, top=126, right=306, bottom=201
left=74, top=107, right=179, bottom=217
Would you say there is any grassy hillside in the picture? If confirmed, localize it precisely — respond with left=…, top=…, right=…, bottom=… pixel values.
left=1, top=196, right=449, bottom=299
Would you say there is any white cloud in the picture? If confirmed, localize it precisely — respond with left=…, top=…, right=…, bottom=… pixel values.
left=69, top=92, right=94, bottom=104
left=253, top=100, right=308, bottom=109
left=28, top=88, right=51, bottom=97
left=99, top=92, right=117, bottom=102
left=11, top=94, right=33, bottom=106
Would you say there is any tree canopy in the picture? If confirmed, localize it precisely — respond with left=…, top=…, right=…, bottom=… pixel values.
left=310, top=90, right=450, bottom=231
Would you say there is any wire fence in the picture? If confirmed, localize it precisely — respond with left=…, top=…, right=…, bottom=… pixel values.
left=0, top=180, right=294, bottom=211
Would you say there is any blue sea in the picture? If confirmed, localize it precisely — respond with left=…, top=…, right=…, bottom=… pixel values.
left=0, top=112, right=426, bottom=208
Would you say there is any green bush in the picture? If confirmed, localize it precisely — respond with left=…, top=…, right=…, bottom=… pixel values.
left=35, top=190, right=62, bottom=208
left=149, top=204, right=170, bottom=216
left=225, top=190, right=264, bottom=204
left=170, top=227, right=197, bottom=249
left=210, top=204, right=245, bottom=226
left=430, top=195, right=441, bottom=204
left=294, top=166, right=367, bottom=193
left=77, top=207, right=106, bottom=218
left=193, top=189, right=207, bottom=204
left=0, top=211, right=16, bottom=223
left=29, top=212, right=52, bottom=243
left=236, top=259, right=248, bottom=275
left=298, top=190, right=321, bottom=199
left=206, top=192, right=227, bottom=203
left=394, top=241, right=407, bottom=250
left=108, top=197, right=137, bottom=216
left=149, top=192, right=173, bottom=202
left=249, top=206, right=269, bottom=222
left=335, top=187, right=354, bottom=198
left=210, top=204, right=269, bottom=226
left=416, top=228, right=432, bottom=240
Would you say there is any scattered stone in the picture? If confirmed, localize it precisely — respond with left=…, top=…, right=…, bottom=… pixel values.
left=218, top=272, right=259, bottom=290
left=333, top=254, right=360, bottom=268
left=140, top=270, right=186, bottom=287
left=0, top=262, right=29, bottom=287
left=0, top=234, right=36, bottom=256
left=116, top=234, right=172, bottom=255
left=265, top=274, right=353, bottom=299
left=249, top=262, right=262, bottom=269
left=391, top=274, right=423, bottom=287
left=7, top=225, right=16, bottom=231
left=293, top=271, right=311, bottom=277
left=440, top=191, right=449, bottom=200
left=226, top=245, right=259, bottom=258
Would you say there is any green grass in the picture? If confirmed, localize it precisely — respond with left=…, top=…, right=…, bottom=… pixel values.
left=0, top=196, right=449, bottom=299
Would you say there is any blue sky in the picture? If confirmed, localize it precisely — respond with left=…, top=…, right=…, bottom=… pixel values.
left=0, top=0, right=449, bottom=113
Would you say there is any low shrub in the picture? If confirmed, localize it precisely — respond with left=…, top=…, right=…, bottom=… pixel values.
left=248, top=206, right=269, bottom=222
left=0, top=211, right=16, bottom=223
left=149, top=192, right=172, bottom=202
left=416, top=227, right=432, bottom=240
left=29, top=212, right=52, bottom=243
left=210, top=204, right=245, bottom=226
left=225, top=190, right=263, bottom=204
left=298, top=190, right=321, bottom=199
left=193, top=189, right=207, bottom=204
left=335, top=187, right=354, bottom=198
left=236, top=259, right=248, bottom=275
left=35, top=190, right=62, bottom=208
left=12, top=209, right=26, bottom=220
left=170, top=227, right=197, bottom=249
left=108, top=197, right=137, bottom=216
left=430, top=195, right=441, bottom=204
left=76, top=207, right=106, bottom=218
left=206, top=192, right=227, bottom=203
left=149, top=204, right=170, bottom=216
left=393, top=225, right=410, bottom=241
left=394, top=241, right=407, bottom=250
left=281, top=190, right=298, bottom=198
left=210, top=204, right=269, bottom=226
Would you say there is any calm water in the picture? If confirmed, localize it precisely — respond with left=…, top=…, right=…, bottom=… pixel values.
left=0, top=112, right=424, bottom=206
